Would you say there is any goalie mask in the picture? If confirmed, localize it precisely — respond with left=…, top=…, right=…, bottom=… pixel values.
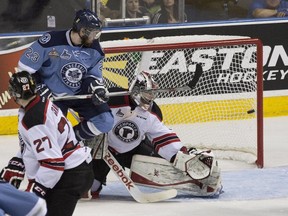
left=72, top=9, right=102, bottom=44
left=8, top=71, right=37, bottom=101
left=132, top=71, right=159, bottom=110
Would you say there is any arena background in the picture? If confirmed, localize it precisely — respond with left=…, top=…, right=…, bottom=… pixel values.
left=1, top=1, right=288, bottom=134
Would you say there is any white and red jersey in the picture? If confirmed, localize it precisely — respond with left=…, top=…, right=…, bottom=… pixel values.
left=107, top=92, right=183, bottom=162
left=17, top=95, right=91, bottom=189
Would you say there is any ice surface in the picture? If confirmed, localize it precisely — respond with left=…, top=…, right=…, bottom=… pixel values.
left=1, top=116, right=288, bottom=216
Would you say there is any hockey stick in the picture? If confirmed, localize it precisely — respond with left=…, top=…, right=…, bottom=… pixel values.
left=68, top=109, right=177, bottom=203
left=51, top=64, right=203, bottom=102
left=103, top=149, right=177, bottom=203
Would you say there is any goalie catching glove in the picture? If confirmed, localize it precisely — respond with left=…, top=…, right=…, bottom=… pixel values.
left=172, top=147, right=214, bottom=180
left=0, top=157, right=25, bottom=188
left=89, top=79, right=109, bottom=106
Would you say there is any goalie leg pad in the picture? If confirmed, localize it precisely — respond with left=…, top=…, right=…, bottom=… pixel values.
left=130, top=154, right=222, bottom=197
left=172, top=150, right=215, bottom=180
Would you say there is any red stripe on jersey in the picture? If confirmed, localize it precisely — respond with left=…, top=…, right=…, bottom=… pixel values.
left=62, top=144, right=81, bottom=160
left=153, top=133, right=178, bottom=143
left=153, top=133, right=181, bottom=153
left=25, top=95, right=41, bottom=111
left=43, top=98, right=49, bottom=124
left=39, top=158, right=65, bottom=171
left=154, top=138, right=181, bottom=153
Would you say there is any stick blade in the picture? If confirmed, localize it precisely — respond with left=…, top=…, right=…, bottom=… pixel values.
left=133, top=188, right=178, bottom=203
left=187, top=64, right=203, bottom=89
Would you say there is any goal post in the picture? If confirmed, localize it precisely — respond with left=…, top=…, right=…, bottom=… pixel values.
left=101, top=35, right=264, bottom=168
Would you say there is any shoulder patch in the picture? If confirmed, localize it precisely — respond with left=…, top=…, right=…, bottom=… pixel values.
left=22, top=97, right=48, bottom=130
left=39, top=33, right=51, bottom=44
left=37, top=31, right=68, bottom=47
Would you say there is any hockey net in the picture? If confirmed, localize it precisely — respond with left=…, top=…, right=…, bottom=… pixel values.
left=101, top=35, right=263, bottom=168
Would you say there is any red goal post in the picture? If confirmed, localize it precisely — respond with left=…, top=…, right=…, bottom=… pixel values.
left=101, top=35, right=264, bottom=168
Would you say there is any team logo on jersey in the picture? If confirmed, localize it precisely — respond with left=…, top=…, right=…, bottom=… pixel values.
left=60, top=49, right=72, bottom=60
left=48, top=48, right=59, bottom=57
left=39, top=33, right=51, bottom=44
left=114, top=121, right=139, bottom=143
left=61, top=62, right=87, bottom=88
left=116, top=109, right=124, bottom=117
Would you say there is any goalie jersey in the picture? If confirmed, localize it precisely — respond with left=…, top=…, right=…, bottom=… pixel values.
left=107, top=88, right=183, bottom=162
left=17, top=95, right=91, bottom=189
left=18, top=30, right=104, bottom=96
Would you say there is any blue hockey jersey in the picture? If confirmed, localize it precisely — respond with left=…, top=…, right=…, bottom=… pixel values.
left=0, top=181, right=47, bottom=216
left=18, top=30, right=104, bottom=96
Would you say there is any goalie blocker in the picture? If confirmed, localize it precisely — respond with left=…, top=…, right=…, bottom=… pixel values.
left=129, top=152, right=222, bottom=197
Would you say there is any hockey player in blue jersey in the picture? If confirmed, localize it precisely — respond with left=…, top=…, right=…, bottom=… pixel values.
left=0, top=180, right=47, bottom=216
left=18, top=9, right=114, bottom=142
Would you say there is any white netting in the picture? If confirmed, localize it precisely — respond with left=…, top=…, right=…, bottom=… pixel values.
left=101, top=35, right=263, bottom=166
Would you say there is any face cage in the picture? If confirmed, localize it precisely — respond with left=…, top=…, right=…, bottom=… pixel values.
left=8, top=84, right=21, bottom=99
left=83, top=28, right=102, bottom=40
left=137, top=91, right=157, bottom=110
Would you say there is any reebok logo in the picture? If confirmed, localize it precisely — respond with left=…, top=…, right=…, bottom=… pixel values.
left=104, top=152, right=134, bottom=190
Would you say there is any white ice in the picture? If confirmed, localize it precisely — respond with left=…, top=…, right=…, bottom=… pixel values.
left=0, top=116, right=288, bottom=216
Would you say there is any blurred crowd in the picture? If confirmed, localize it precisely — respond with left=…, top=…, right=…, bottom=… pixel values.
left=97, top=0, right=288, bottom=26
left=0, top=0, right=288, bottom=33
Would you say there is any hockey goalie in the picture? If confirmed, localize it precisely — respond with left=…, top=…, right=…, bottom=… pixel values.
left=87, top=69, right=222, bottom=199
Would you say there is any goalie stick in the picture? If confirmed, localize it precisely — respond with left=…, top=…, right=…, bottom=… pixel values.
left=51, top=64, right=203, bottom=102
left=68, top=109, right=178, bottom=203
left=103, top=149, right=177, bottom=203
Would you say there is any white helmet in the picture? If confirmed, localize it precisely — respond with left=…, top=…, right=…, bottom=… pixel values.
left=132, top=71, right=159, bottom=110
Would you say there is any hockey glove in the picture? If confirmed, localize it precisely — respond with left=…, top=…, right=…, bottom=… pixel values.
left=0, top=157, right=25, bottom=188
left=26, top=180, right=48, bottom=198
left=172, top=148, right=214, bottom=180
left=36, top=83, right=52, bottom=98
left=89, top=79, right=109, bottom=106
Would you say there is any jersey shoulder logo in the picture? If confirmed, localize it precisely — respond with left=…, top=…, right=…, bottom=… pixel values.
left=48, top=48, right=59, bottom=57
left=61, top=62, right=87, bottom=88
left=60, top=49, right=72, bottom=60
left=116, top=109, right=124, bottom=117
left=39, top=33, right=51, bottom=44
left=114, top=120, right=139, bottom=143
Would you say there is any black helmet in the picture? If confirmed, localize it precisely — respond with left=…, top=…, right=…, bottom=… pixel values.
left=8, top=71, right=36, bottom=100
left=72, top=9, right=102, bottom=32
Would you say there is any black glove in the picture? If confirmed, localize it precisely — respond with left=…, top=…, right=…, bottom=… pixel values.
left=89, top=79, right=109, bottom=106
left=26, top=180, right=48, bottom=198
left=0, top=157, right=25, bottom=188
left=36, top=83, right=52, bottom=98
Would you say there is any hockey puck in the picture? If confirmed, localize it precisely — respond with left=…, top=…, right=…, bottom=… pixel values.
left=247, top=109, right=255, bottom=114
